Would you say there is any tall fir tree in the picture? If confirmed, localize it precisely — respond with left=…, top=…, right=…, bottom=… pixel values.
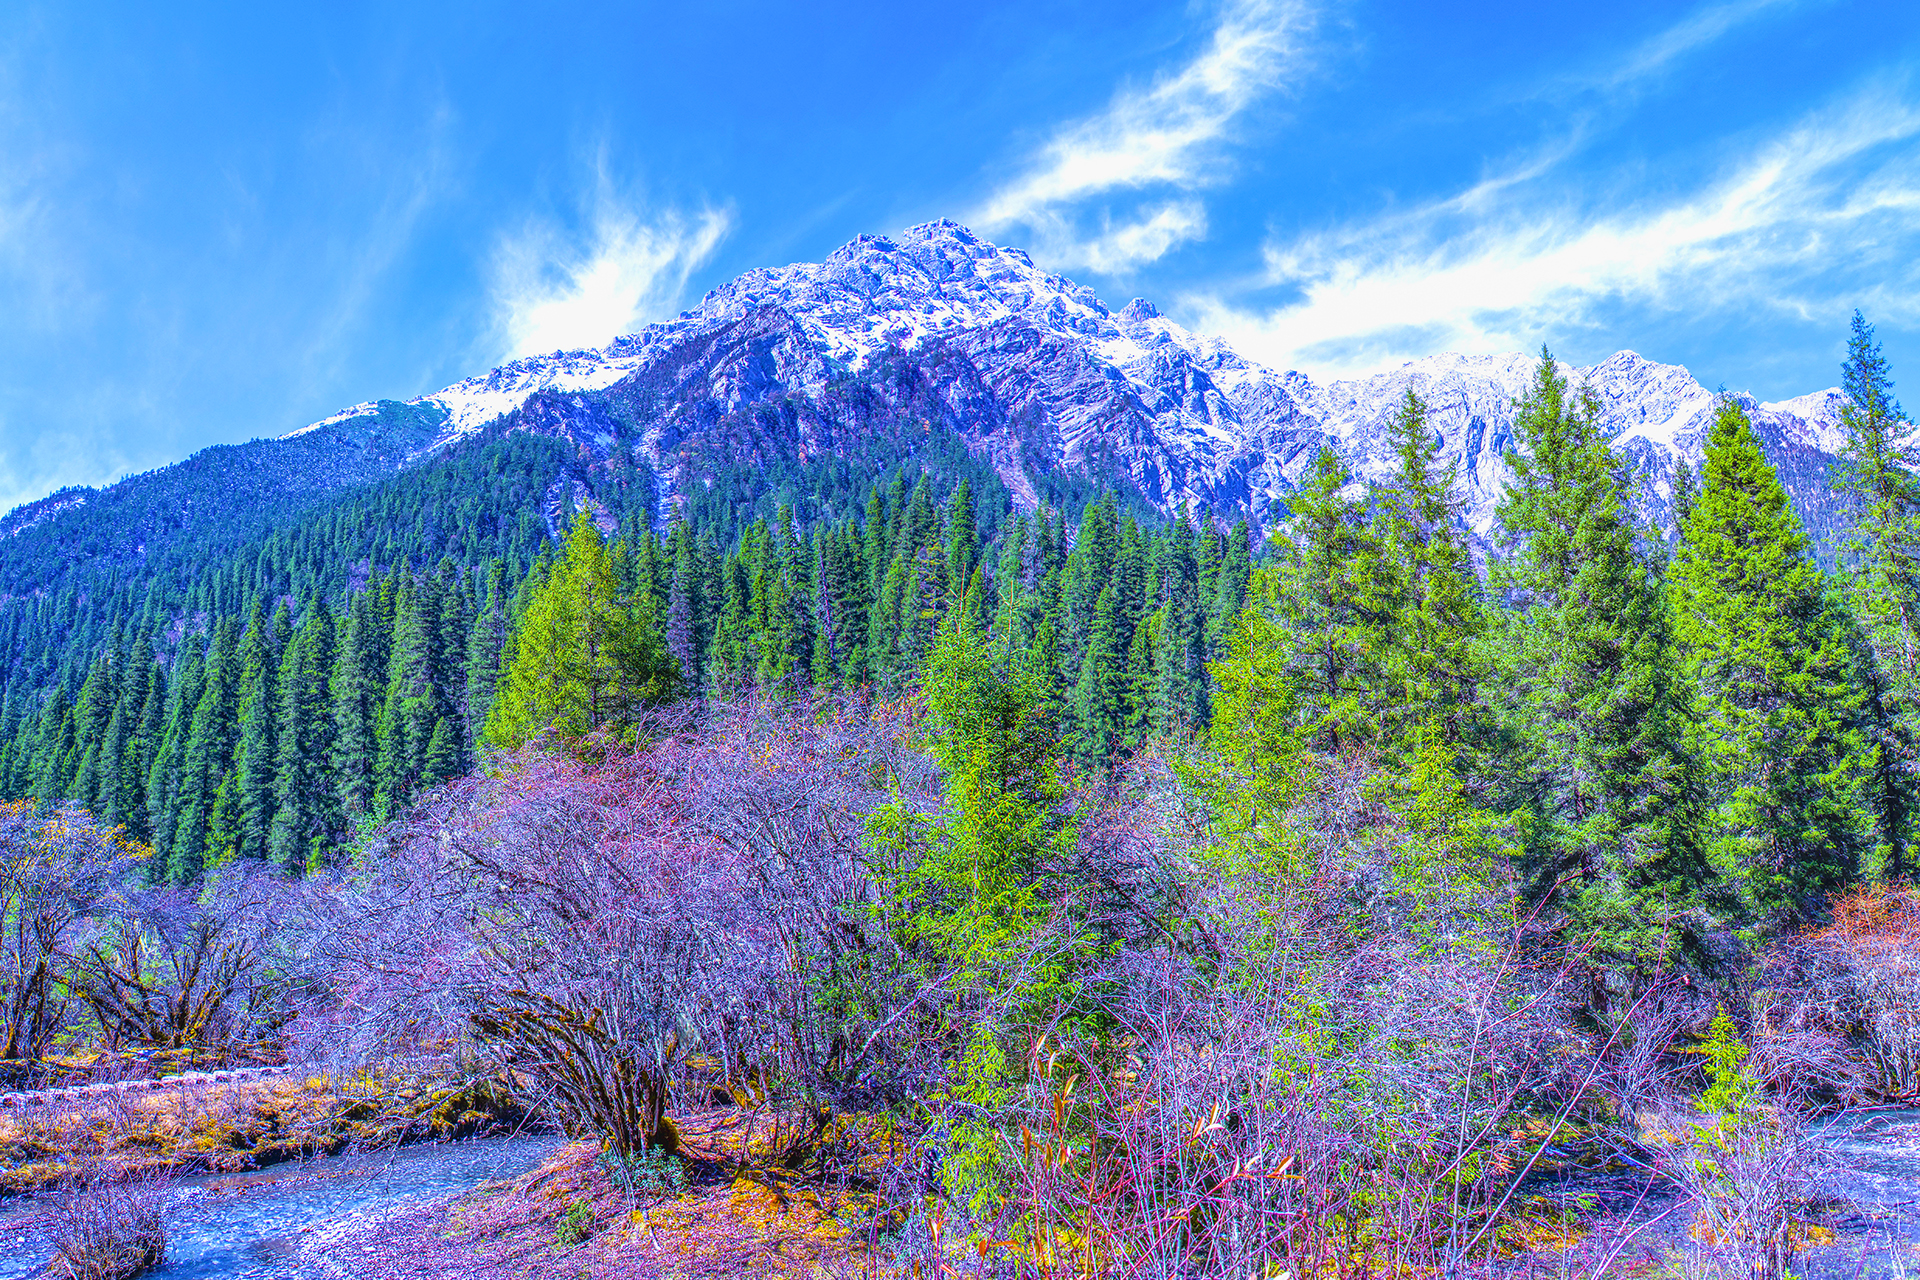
left=231, top=603, right=281, bottom=862
left=170, top=617, right=242, bottom=883
left=1487, top=348, right=1708, bottom=962
left=487, top=509, right=678, bottom=748
left=1377, top=390, right=1487, bottom=760
left=1264, top=445, right=1389, bottom=754
left=269, top=600, right=338, bottom=872
left=1836, top=311, right=1920, bottom=878
left=1671, top=396, right=1874, bottom=918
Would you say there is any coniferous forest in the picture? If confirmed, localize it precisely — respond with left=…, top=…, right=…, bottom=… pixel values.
left=3, top=320, right=1919, bottom=1277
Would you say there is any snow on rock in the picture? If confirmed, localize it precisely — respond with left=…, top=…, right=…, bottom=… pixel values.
left=281, top=220, right=1859, bottom=539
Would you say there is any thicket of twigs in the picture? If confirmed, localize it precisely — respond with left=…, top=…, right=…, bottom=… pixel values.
left=45, top=1170, right=168, bottom=1280
left=5, top=702, right=1916, bottom=1276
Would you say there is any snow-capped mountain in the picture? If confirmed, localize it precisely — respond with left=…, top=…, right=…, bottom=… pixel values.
left=7, top=217, right=1849, bottom=588
left=271, top=219, right=1847, bottom=545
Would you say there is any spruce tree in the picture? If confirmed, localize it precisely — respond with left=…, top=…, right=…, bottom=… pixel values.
left=1672, top=397, right=1874, bottom=916
left=1487, top=347, right=1708, bottom=961
left=1069, top=584, right=1130, bottom=768
left=1378, top=390, right=1487, bottom=758
left=487, top=509, right=677, bottom=748
left=146, top=638, right=205, bottom=879
left=170, top=617, right=242, bottom=883
left=231, top=604, right=279, bottom=862
left=1836, top=311, right=1920, bottom=877
left=464, top=561, right=512, bottom=752
left=331, top=590, right=383, bottom=823
left=269, top=600, right=338, bottom=872
left=1266, top=445, right=1388, bottom=754
left=420, top=717, right=461, bottom=789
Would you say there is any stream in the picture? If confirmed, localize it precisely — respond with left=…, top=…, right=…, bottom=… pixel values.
left=0, top=1112, right=1914, bottom=1276
left=0, top=1136, right=561, bottom=1279
left=1804, top=1105, right=1920, bottom=1276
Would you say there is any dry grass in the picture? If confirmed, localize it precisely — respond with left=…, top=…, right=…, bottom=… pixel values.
left=300, top=1108, right=889, bottom=1279
left=0, top=1066, right=528, bottom=1194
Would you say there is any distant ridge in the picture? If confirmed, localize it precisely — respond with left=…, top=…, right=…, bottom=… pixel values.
left=6, top=219, right=1857, bottom=564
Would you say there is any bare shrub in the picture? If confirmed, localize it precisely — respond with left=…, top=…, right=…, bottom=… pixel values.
left=302, top=698, right=951, bottom=1161
left=1647, top=1096, right=1822, bottom=1280
left=1785, top=882, right=1920, bottom=1099
left=975, top=752, right=1588, bottom=1279
left=45, top=1171, right=168, bottom=1280
left=69, top=869, right=292, bottom=1057
left=0, top=802, right=144, bottom=1074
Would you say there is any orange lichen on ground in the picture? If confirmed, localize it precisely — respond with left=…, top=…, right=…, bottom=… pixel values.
left=371, top=1114, right=888, bottom=1280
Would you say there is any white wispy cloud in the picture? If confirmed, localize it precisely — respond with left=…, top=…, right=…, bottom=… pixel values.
left=1578, top=0, right=1799, bottom=93
left=493, top=184, right=731, bottom=359
left=1187, top=84, right=1920, bottom=378
left=974, top=0, right=1316, bottom=274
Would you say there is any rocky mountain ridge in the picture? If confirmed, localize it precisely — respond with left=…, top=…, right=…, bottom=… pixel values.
left=20, top=220, right=1858, bottom=560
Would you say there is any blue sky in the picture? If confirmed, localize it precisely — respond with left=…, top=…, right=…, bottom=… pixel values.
left=1, top=0, right=1916, bottom=513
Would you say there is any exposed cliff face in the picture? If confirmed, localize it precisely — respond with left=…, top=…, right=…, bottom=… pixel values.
left=339, top=217, right=1845, bottom=541
left=14, top=219, right=1859, bottom=573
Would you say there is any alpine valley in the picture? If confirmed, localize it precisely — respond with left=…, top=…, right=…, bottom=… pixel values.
left=0, top=218, right=1869, bottom=881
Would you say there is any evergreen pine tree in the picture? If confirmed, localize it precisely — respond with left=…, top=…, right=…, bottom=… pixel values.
left=420, top=717, right=461, bottom=789
left=487, top=509, right=678, bottom=748
left=231, top=604, right=279, bottom=862
left=1069, top=584, right=1130, bottom=768
left=1487, top=347, right=1708, bottom=961
left=1378, top=389, right=1487, bottom=758
left=171, top=617, right=242, bottom=883
left=269, top=600, right=338, bottom=872
left=1836, top=311, right=1920, bottom=878
left=464, top=561, right=512, bottom=753
left=331, top=589, right=384, bottom=823
left=1265, top=445, right=1388, bottom=754
left=1672, top=396, right=1874, bottom=916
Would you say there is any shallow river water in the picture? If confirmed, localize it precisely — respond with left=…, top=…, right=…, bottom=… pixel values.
left=0, top=1136, right=560, bottom=1279
left=0, top=1112, right=1915, bottom=1277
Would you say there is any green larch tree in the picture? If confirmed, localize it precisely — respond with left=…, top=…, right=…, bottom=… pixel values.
left=486, top=509, right=678, bottom=749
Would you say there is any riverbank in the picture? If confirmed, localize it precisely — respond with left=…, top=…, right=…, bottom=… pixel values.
left=288, top=1107, right=1920, bottom=1279
left=299, top=1133, right=878, bottom=1279
left=0, top=1061, right=528, bottom=1195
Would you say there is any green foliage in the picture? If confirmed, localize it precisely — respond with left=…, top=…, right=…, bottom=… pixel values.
left=1836, top=311, right=1920, bottom=879
left=485, top=511, right=679, bottom=749
left=1485, top=347, right=1708, bottom=964
left=1696, top=1005, right=1758, bottom=1120
left=1261, top=445, right=1388, bottom=755
left=915, top=614, right=1075, bottom=978
left=1379, top=733, right=1510, bottom=941
left=554, top=1199, right=595, bottom=1247
left=1198, top=563, right=1308, bottom=882
left=1670, top=396, right=1873, bottom=919
left=1377, top=390, right=1488, bottom=762
left=598, top=1144, right=688, bottom=1198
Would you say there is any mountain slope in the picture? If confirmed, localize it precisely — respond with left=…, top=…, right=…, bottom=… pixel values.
left=1, top=219, right=1858, bottom=597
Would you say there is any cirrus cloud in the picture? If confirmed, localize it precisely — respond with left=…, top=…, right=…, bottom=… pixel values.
left=973, top=0, right=1317, bottom=275
left=492, top=187, right=731, bottom=359
left=1185, top=83, right=1920, bottom=378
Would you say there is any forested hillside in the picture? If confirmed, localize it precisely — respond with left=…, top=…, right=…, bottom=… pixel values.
left=0, top=383, right=1250, bottom=883
left=4, top=315, right=1919, bottom=1277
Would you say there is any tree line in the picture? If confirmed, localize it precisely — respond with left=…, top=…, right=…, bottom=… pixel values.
left=1, top=311, right=1913, bottom=944
left=0, top=456, right=1257, bottom=883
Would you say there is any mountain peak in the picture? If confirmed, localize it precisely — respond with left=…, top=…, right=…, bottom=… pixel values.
left=252, top=218, right=1852, bottom=546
